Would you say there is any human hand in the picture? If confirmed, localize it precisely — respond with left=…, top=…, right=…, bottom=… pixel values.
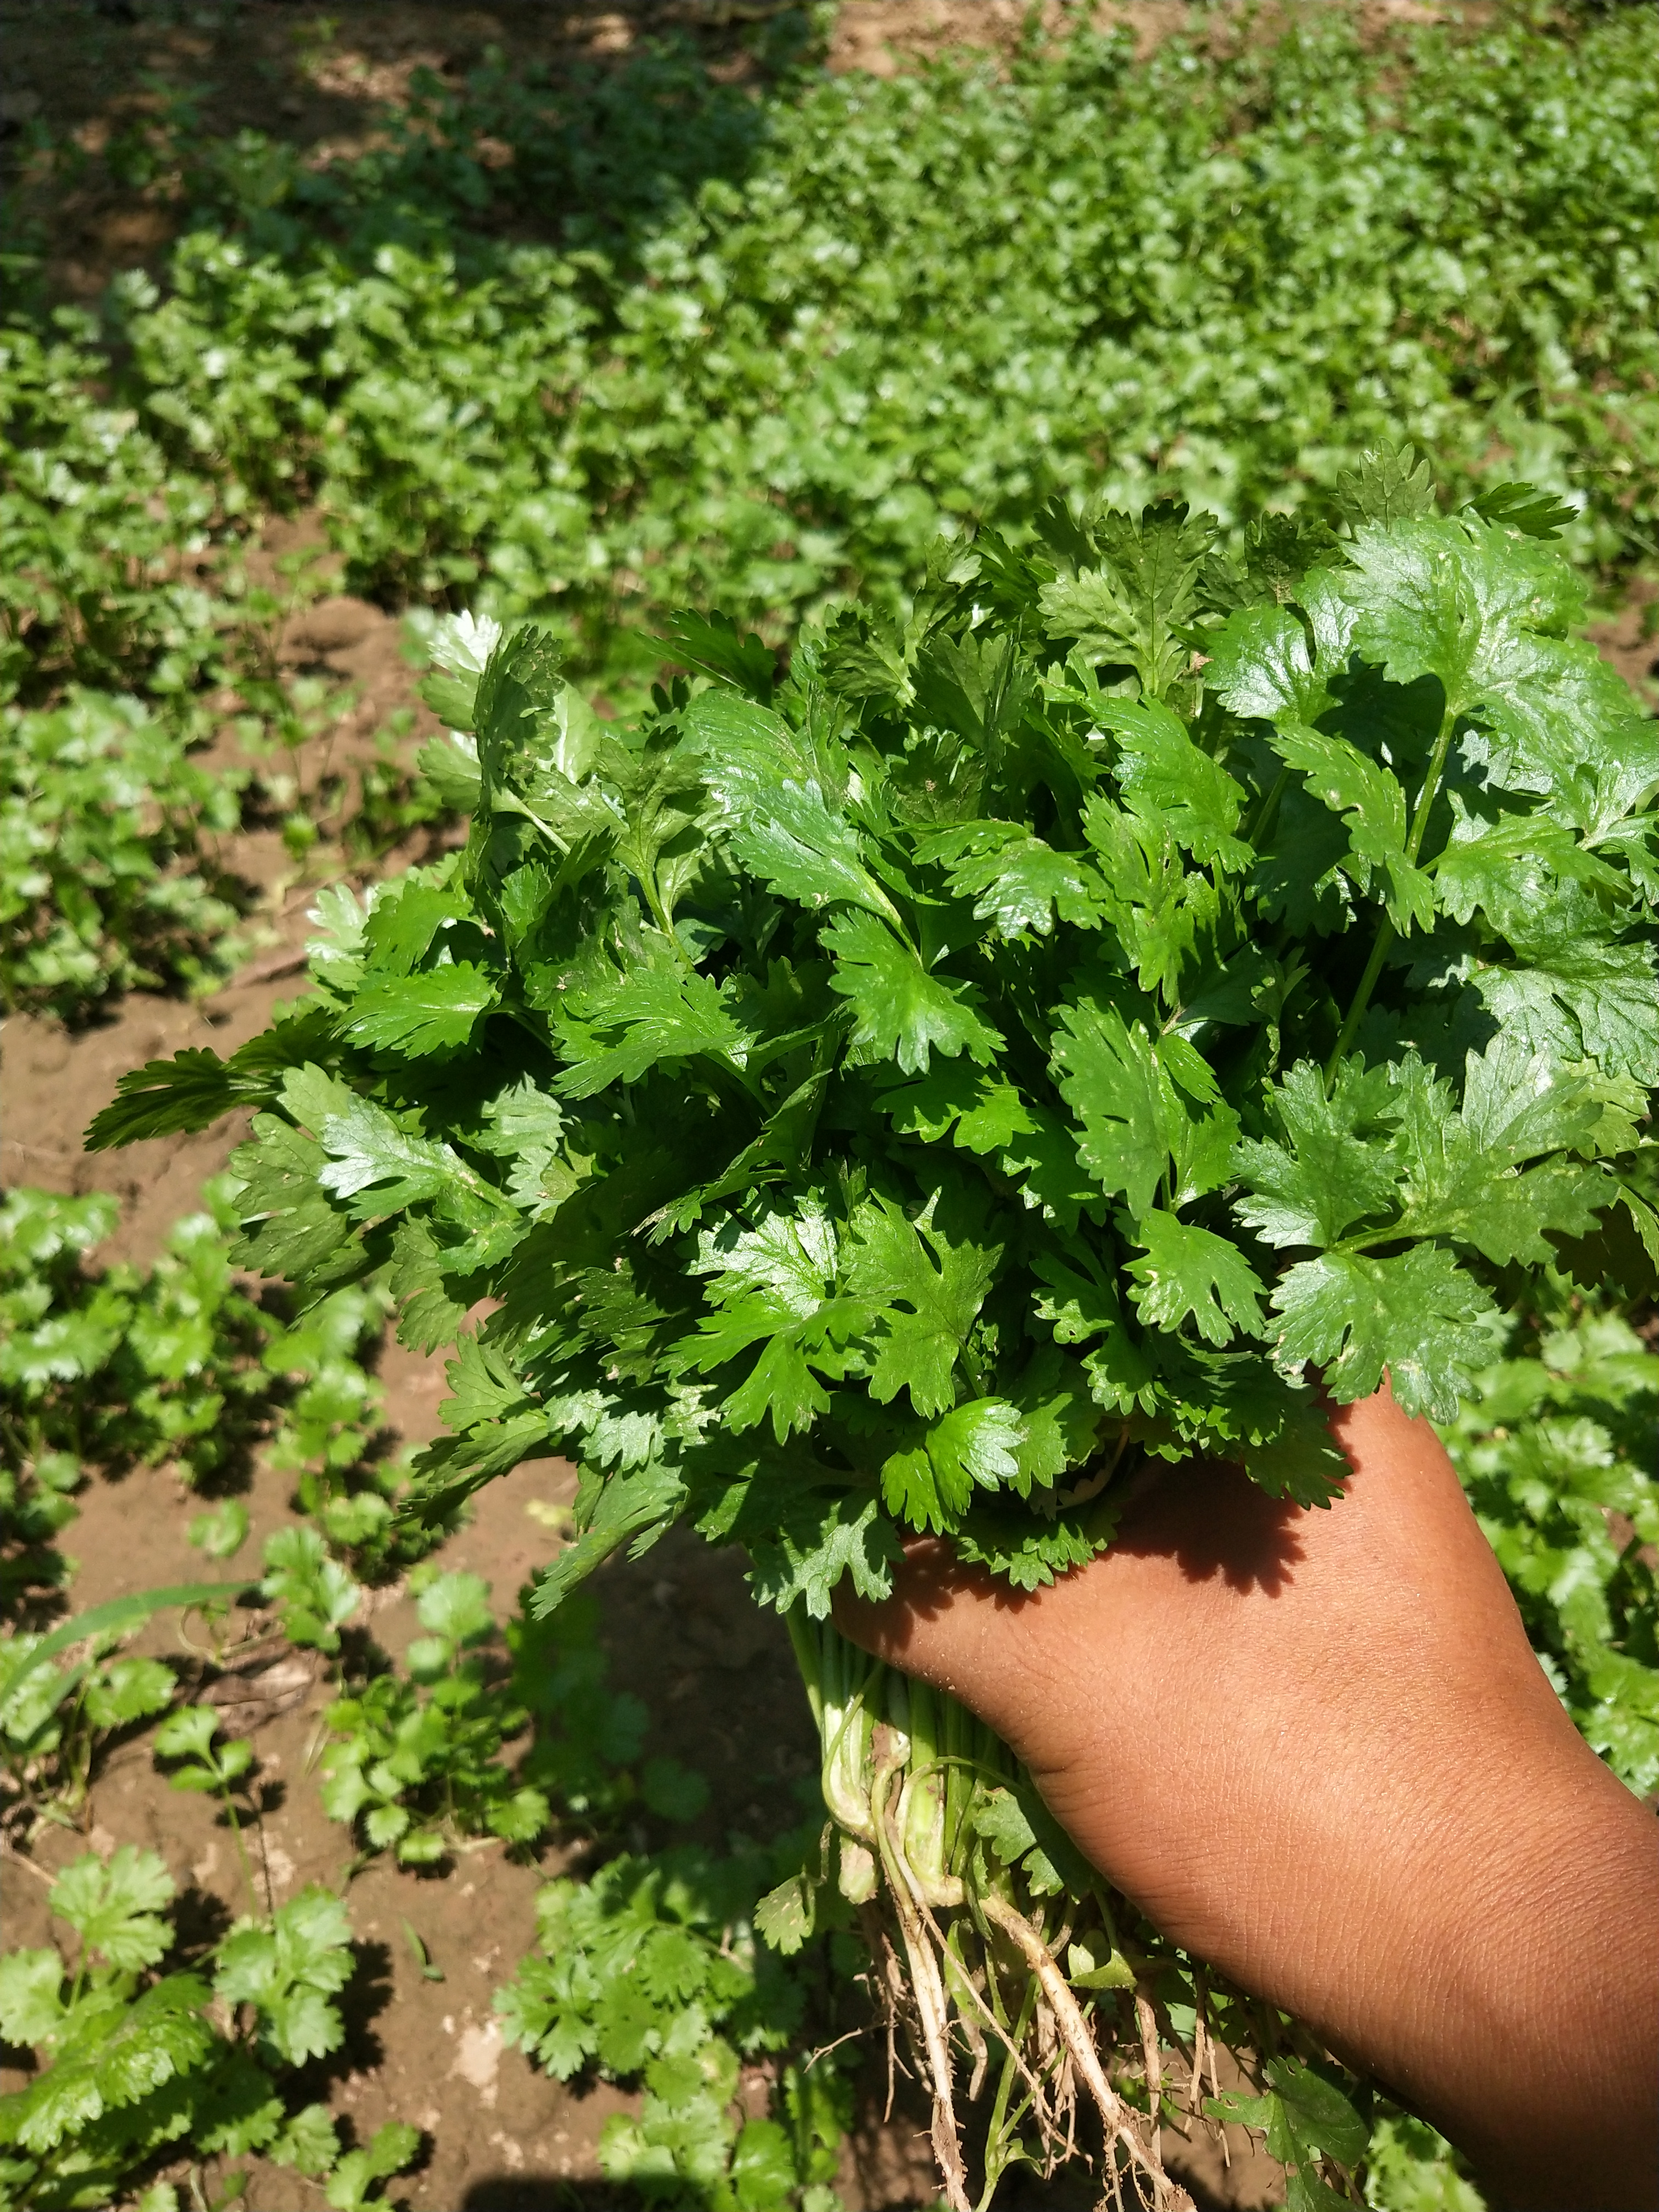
left=833, top=1384, right=1659, bottom=2210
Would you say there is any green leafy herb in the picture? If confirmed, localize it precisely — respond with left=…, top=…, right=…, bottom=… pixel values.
left=495, top=1837, right=850, bottom=2209
left=0, top=1852, right=416, bottom=2211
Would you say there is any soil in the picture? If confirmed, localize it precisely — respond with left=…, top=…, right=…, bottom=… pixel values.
left=1588, top=579, right=1659, bottom=715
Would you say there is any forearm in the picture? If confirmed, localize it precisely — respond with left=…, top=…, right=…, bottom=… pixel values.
left=1033, top=1691, right=1659, bottom=2207
left=1347, top=1761, right=1659, bottom=2209
left=1043, top=1400, right=1659, bottom=2207
left=1299, top=1398, right=1659, bottom=2206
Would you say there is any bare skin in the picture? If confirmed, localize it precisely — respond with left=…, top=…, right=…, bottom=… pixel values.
left=833, top=1383, right=1659, bottom=2210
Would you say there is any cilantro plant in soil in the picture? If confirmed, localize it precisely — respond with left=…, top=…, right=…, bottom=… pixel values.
left=0, top=1847, right=418, bottom=2211
left=92, top=461, right=1659, bottom=2207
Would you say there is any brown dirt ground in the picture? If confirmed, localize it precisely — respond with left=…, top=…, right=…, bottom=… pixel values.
left=1588, top=579, right=1659, bottom=716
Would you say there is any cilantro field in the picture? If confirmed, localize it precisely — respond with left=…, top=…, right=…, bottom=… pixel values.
left=2, top=3, right=1658, bottom=2210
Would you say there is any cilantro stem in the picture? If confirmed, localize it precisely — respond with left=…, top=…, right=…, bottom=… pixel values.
left=1246, top=764, right=1290, bottom=849
left=220, top=1784, right=261, bottom=1920
left=1324, top=918, right=1394, bottom=1077
left=1403, top=704, right=1459, bottom=869
left=640, top=873, right=693, bottom=969
left=703, top=1054, right=766, bottom=1115
left=1324, top=703, right=1457, bottom=1076
left=977, top=1976, right=1041, bottom=2210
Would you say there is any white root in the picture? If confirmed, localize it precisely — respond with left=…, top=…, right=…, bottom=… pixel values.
left=1135, top=1988, right=1166, bottom=2171
left=804, top=1634, right=1229, bottom=2211
left=855, top=1901, right=907, bottom=2122
left=979, top=1892, right=1189, bottom=2210
left=889, top=1835, right=1059, bottom=2142
left=872, top=1731, right=972, bottom=2212
left=1188, top=1971, right=1210, bottom=2121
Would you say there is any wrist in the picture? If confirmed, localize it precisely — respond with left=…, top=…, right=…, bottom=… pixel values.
left=1334, top=1747, right=1659, bottom=2208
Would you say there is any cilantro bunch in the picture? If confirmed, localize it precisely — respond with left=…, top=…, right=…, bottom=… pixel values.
left=90, top=458, right=1659, bottom=2204
left=92, top=461, right=1659, bottom=1601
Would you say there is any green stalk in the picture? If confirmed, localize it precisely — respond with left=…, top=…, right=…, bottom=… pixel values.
left=976, top=1974, right=1041, bottom=2212
left=902, top=1677, right=950, bottom=1894
left=1324, top=917, right=1394, bottom=1080
left=218, top=1779, right=261, bottom=1919
left=942, top=1694, right=976, bottom=1872
left=1402, top=706, right=1460, bottom=870
left=1246, top=763, right=1291, bottom=849
left=788, top=1607, right=884, bottom=1852
left=784, top=1606, right=826, bottom=1734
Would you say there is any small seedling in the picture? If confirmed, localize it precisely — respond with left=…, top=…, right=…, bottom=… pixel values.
left=153, top=1706, right=260, bottom=1911
left=188, top=1499, right=251, bottom=1561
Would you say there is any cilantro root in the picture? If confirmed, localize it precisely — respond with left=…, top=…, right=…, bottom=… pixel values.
left=788, top=1613, right=1182, bottom=2207
left=88, top=454, right=1659, bottom=2204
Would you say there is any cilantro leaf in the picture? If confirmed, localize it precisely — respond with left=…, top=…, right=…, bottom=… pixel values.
left=1098, top=697, right=1251, bottom=871
left=1125, top=1212, right=1266, bottom=1346
left=676, top=1203, right=858, bottom=1442
left=1272, top=1246, right=1497, bottom=1420
left=953, top=1505, right=1115, bottom=1590
left=555, top=965, right=756, bottom=1099
left=915, top=822, right=1100, bottom=938
left=313, top=1097, right=463, bottom=1217
left=49, top=1848, right=174, bottom=1972
left=1265, top=722, right=1434, bottom=934
left=972, top=1782, right=1094, bottom=1897
left=1203, top=603, right=1333, bottom=727
left=1340, top=517, right=1644, bottom=831
left=0, top=1951, right=66, bottom=2050
left=1038, top=500, right=1214, bottom=699
left=845, top=1193, right=1000, bottom=1418
left=1335, top=440, right=1437, bottom=528
left=224, top=1116, right=353, bottom=1280
left=1234, top=1059, right=1400, bottom=1250
left=879, top=1398, right=1025, bottom=1533
left=528, top=1464, right=687, bottom=1619
left=691, top=697, right=898, bottom=928
left=345, top=962, right=499, bottom=1057
left=1051, top=1000, right=1176, bottom=1222
left=1465, top=482, right=1576, bottom=539
left=84, top=1047, right=265, bottom=1150
left=1470, top=895, right=1659, bottom=1088
left=746, top=1493, right=904, bottom=1619
left=1208, top=2057, right=1368, bottom=2212
left=439, top=1335, right=533, bottom=1430
left=825, top=912, right=1000, bottom=1076
left=1431, top=810, right=1627, bottom=930
left=661, top=609, right=777, bottom=701
left=0, top=1974, right=214, bottom=2152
